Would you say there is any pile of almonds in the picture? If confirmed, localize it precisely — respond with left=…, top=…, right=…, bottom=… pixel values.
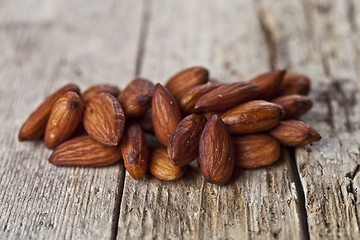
left=19, top=67, right=321, bottom=186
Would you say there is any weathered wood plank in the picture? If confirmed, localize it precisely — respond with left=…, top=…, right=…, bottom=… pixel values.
left=118, top=0, right=306, bottom=239
left=258, top=0, right=360, bottom=238
left=0, top=0, right=142, bottom=239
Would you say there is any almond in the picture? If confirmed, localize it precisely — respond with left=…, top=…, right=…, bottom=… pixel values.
left=82, top=84, right=120, bottom=102
left=277, top=72, right=310, bottom=96
left=19, top=83, right=80, bottom=141
left=203, top=111, right=219, bottom=120
left=208, top=78, right=224, bottom=85
left=168, top=114, right=207, bottom=166
left=250, top=70, right=286, bottom=100
left=49, top=135, right=122, bottom=166
left=120, top=123, right=149, bottom=180
left=83, top=92, right=125, bottom=146
left=232, top=134, right=281, bottom=168
left=149, top=148, right=185, bottom=181
left=178, top=82, right=221, bottom=113
left=44, top=91, right=83, bottom=149
left=271, top=94, right=313, bottom=119
left=165, top=66, right=209, bottom=101
left=117, top=78, right=154, bottom=117
left=199, top=114, right=234, bottom=186
left=151, top=84, right=182, bottom=146
left=221, top=100, right=284, bottom=134
left=268, top=120, right=321, bottom=146
left=70, top=123, right=87, bottom=138
left=195, top=82, right=260, bottom=112
left=133, top=108, right=154, bottom=133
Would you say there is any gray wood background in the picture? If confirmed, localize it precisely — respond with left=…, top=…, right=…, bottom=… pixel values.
left=0, top=0, right=359, bottom=239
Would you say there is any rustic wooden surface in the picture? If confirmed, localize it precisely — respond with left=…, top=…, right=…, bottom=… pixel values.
left=257, top=0, right=360, bottom=238
left=0, top=0, right=359, bottom=239
left=0, top=0, right=141, bottom=239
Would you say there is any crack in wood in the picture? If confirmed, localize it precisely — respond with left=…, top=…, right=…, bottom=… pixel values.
left=320, top=93, right=333, bottom=129
left=331, top=81, right=354, bottom=132
left=110, top=166, right=125, bottom=240
left=345, top=169, right=360, bottom=228
left=347, top=0, right=358, bottom=32
left=345, top=165, right=360, bottom=181
left=345, top=164, right=360, bottom=213
left=135, top=0, right=153, bottom=77
left=289, top=148, right=310, bottom=240
left=256, top=1, right=278, bottom=70
left=320, top=52, right=331, bottom=78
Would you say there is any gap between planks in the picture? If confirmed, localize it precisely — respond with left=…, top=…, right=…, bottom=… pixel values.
left=255, top=0, right=311, bottom=237
left=111, top=0, right=153, bottom=239
left=288, top=148, right=310, bottom=240
left=112, top=0, right=312, bottom=239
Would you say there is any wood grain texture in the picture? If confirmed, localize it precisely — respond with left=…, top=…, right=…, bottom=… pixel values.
left=0, top=0, right=142, bottom=239
left=1, top=0, right=357, bottom=239
left=118, top=0, right=306, bottom=239
left=258, top=0, right=360, bottom=238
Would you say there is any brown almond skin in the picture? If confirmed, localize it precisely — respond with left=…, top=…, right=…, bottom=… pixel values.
left=232, top=134, right=281, bottom=169
left=277, top=72, right=311, bottom=96
left=19, top=83, right=80, bottom=141
left=49, top=135, right=122, bottom=166
left=70, top=123, right=87, bottom=138
left=221, top=100, right=284, bottom=134
left=45, top=91, right=83, bottom=149
left=83, top=92, right=125, bottom=146
left=168, top=114, right=207, bottom=166
left=120, top=123, right=148, bottom=180
left=149, top=148, right=185, bottom=181
left=195, top=82, right=260, bottom=112
left=199, top=114, right=234, bottom=186
left=272, top=94, right=313, bottom=119
left=269, top=120, right=321, bottom=146
left=250, top=70, right=286, bottom=100
left=82, top=84, right=120, bottom=102
left=117, top=78, right=155, bottom=117
left=165, top=66, right=209, bottom=101
left=178, top=82, right=221, bottom=113
left=152, top=84, right=182, bottom=146
left=202, top=111, right=223, bottom=120
left=133, top=108, right=154, bottom=133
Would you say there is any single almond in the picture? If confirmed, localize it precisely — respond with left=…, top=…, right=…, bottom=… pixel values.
left=277, top=72, right=311, bottom=96
left=203, top=111, right=219, bottom=120
left=83, top=92, right=125, bottom=146
left=45, top=91, right=83, bottom=149
left=70, top=123, right=87, bottom=138
left=120, top=123, right=149, bottom=180
left=149, top=148, right=185, bottom=181
left=82, top=84, right=120, bottom=102
left=178, top=82, right=221, bottom=113
left=232, top=134, right=281, bottom=169
left=268, top=120, right=321, bottom=146
left=221, top=100, right=284, bottom=134
left=151, top=84, right=182, bottom=146
left=272, top=94, right=313, bottom=119
left=195, top=82, right=260, bottom=112
left=49, top=135, right=122, bottom=166
left=165, top=66, right=209, bottom=101
left=133, top=108, right=154, bottom=133
left=117, top=78, right=155, bottom=117
left=19, top=83, right=80, bottom=141
left=199, top=114, right=234, bottom=186
left=250, top=70, right=286, bottom=100
left=168, top=114, right=207, bottom=166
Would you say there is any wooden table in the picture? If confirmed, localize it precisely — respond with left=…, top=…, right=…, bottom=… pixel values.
left=1, top=0, right=359, bottom=239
